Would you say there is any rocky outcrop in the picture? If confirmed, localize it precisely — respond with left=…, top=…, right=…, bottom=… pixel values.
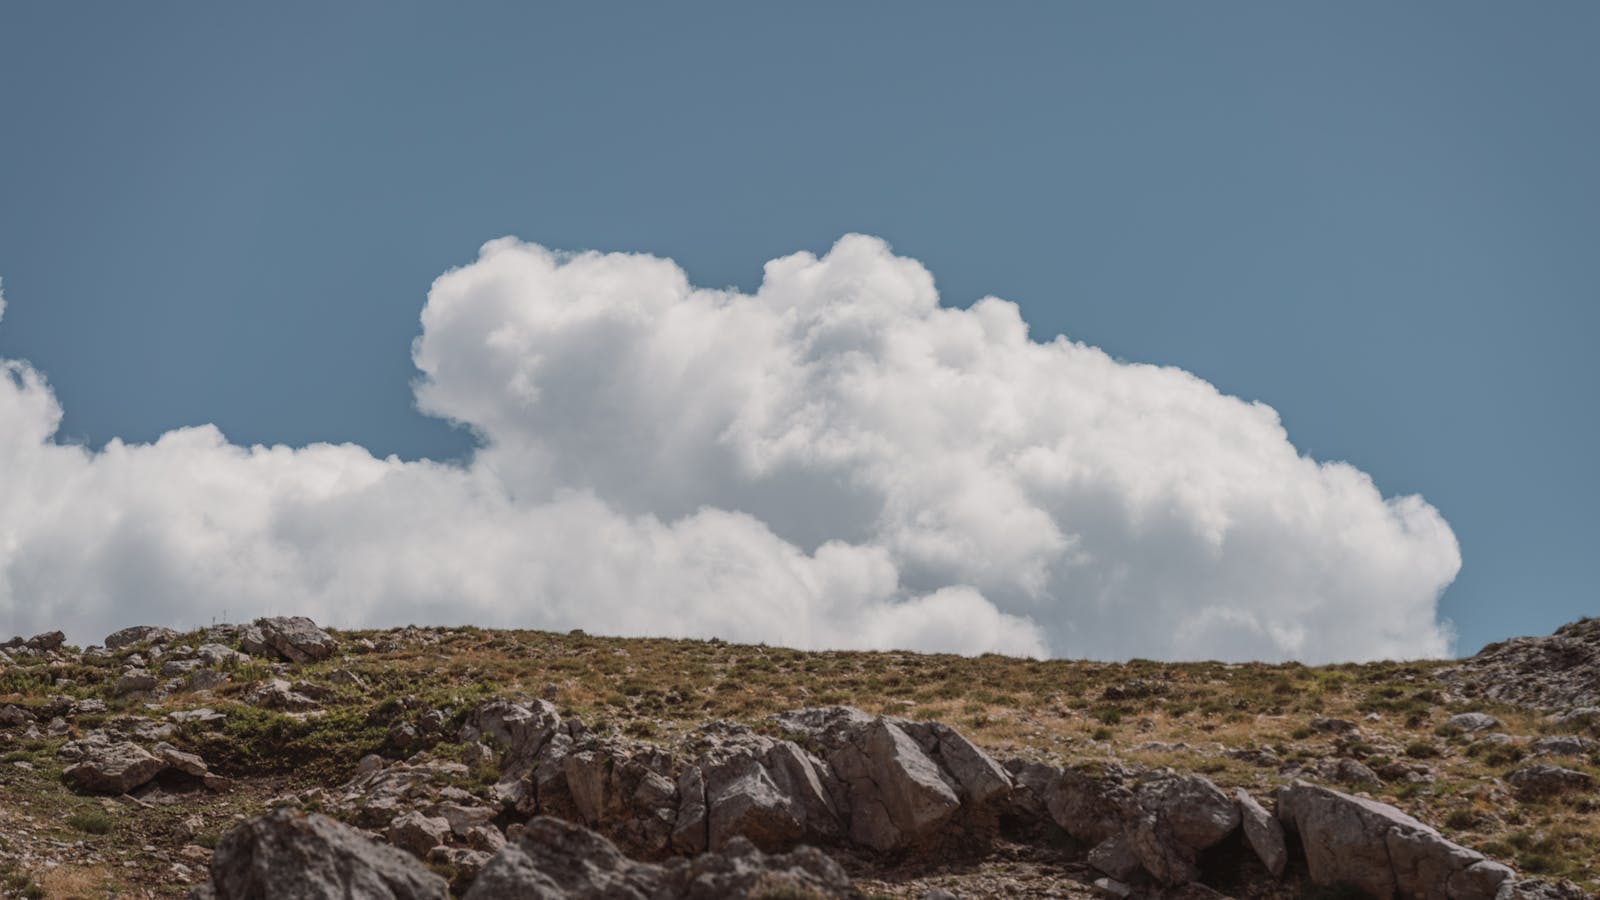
left=1438, top=618, right=1600, bottom=711
left=239, top=616, right=338, bottom=664
left=461, top=816, right=860, bottom=899
left=1276, top=780, right=1514, bottom=900
left=205, top=808, right=448, bottom=899
left=104, top=625, right=178, bottom=649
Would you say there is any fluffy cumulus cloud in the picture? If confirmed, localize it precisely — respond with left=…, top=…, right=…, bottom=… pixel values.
left=0, top=240, right=1460, bottom=660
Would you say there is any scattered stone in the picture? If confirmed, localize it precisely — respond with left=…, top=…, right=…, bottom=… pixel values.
left=246, top=678, right=320, bottom=710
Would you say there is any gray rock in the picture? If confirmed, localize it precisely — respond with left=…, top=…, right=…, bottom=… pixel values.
left=155, top=742, right=210, bottom=777
left=105, top=625, right=178, bottom=649
left=462, top=815, right=860, bottom=899
left=1128, top=773, right=1239, bottom=885
left=827, top=718, right=960, bottom=852
left=63, top=741, right=166, bottom=794
left=247, top=678, right=320, bottom=710
left=1528, top=735, right=1596, bottom=757
left=209, top=808, right=448, bottom=899
left=25, top=630, right=64, bottom=651
left=1235, top=789, right=1286, bottom=878
left=0, top=704, right=33, bottom=726
left=113, top=669, right=159, bottom=696
left=1446, top=713, right=1503, bottom=734
left=1277, top=780, right=1512, bottom=900
left=1506, top=764, right=1595, bottom=800
left=239, top=616, right=338, bottom=664
left=388, top=811, right=452, bottom=858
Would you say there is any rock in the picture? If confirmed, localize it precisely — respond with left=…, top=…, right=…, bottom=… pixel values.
left=187, top=669, right=231, bottom=692
left=155, top=742, right=211, bottom=778
left=464, top=825, right=507, bottom=853
left=388, top=811, right=452, bottom=858
left=105, top=625, right=179, bottom=649
left=1494, top=879, right=1593, bottom=900
left=1127, top=773, right=1239, bottom=885
left=239, top=616, right=338, bottom=664
left=1234, top=789, right=1286, bottom=878
left=1505, top=764, right=1595, bottom=800
left=1277, top=780, right=1512, bottom=900
left=63, top=741, right=166, bottom=794
left=208, top=808, right=448, bottom=899
left=169, top=708, right=227, bottom=726
left=462, top=816, right=860, bottom=899
left=25, top=631, right=64, bottom=650
left=246, top=678, right=320, bottom=710
left=827, top=718, right=960, bottom=852
left=1446, top=713, right=1503, bottom=734
left=1528, top=735, right=1596, bottom=757
left=1041, top=763, right=1136, bottom=846
left=1438, top=619, right=1600, bottom=711
left=0, top=704, right=33, bottom=726
left=1309, top=717, right=1360, bottom=735
left=114, top=669, right=159, bottom=696
left=425, top=802, right=496, bottom=837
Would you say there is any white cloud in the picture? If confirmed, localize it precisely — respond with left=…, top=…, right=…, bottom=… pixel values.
left=0, top=239, right=1459, bottom=660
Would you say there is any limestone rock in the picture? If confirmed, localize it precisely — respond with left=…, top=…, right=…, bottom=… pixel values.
left=208, top=808, right=448, bottom=899
left=1506, top=764, right=1595, bottom=800
left=1277, top=780, right=1512, bottom=900
left=388, top=811, right=452, bottom=858
left=1437, top=618, right=1600, bottom=711
left=63, top=741, right=165, bottom=794
left=462, top=816, right=860, bottom=899
left=1445, top=713, right=1503, bottom=734
left=239, top=616, right=338, bottom=664
left=1235, top=788, right=1286, bottom=878
left=155, top=742, right=211, bottom=778
left=1528, top=735, right=1595, bottom=757
left=105, top=625, right=178, bottom=649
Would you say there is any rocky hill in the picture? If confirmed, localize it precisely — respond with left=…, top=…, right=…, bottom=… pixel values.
left=0, top=618, right=1596, bottom=899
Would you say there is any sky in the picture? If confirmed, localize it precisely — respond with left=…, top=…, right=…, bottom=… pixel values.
left=0, top=3, right=1595, bottom=658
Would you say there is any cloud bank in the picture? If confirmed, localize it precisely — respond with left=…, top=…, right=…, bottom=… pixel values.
left=0, top=239, right=1460, bottom=660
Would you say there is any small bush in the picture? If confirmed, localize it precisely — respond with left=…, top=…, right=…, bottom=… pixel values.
left=67, top=809, right=115, bottom=835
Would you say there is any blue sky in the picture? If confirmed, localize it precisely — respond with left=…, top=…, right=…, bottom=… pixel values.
left=0, top=3, right=1594, bottom=656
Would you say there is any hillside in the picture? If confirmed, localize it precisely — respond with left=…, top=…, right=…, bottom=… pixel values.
left=0, top=618, right=1596, bottom=898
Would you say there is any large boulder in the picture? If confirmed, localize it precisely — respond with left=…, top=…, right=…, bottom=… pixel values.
left=240, top=616, right=338, bottom=664
left=1277, top=781, right=1514, bottom=900
left=1124, top=773, right=1239, bottom=885
left=462, top=816, right=859, bottom=899
left=63, top=741, right=166, bottom=794
left=826, top=717, right=960, bottom=852
left=207, top=808, right=448, bottom=899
